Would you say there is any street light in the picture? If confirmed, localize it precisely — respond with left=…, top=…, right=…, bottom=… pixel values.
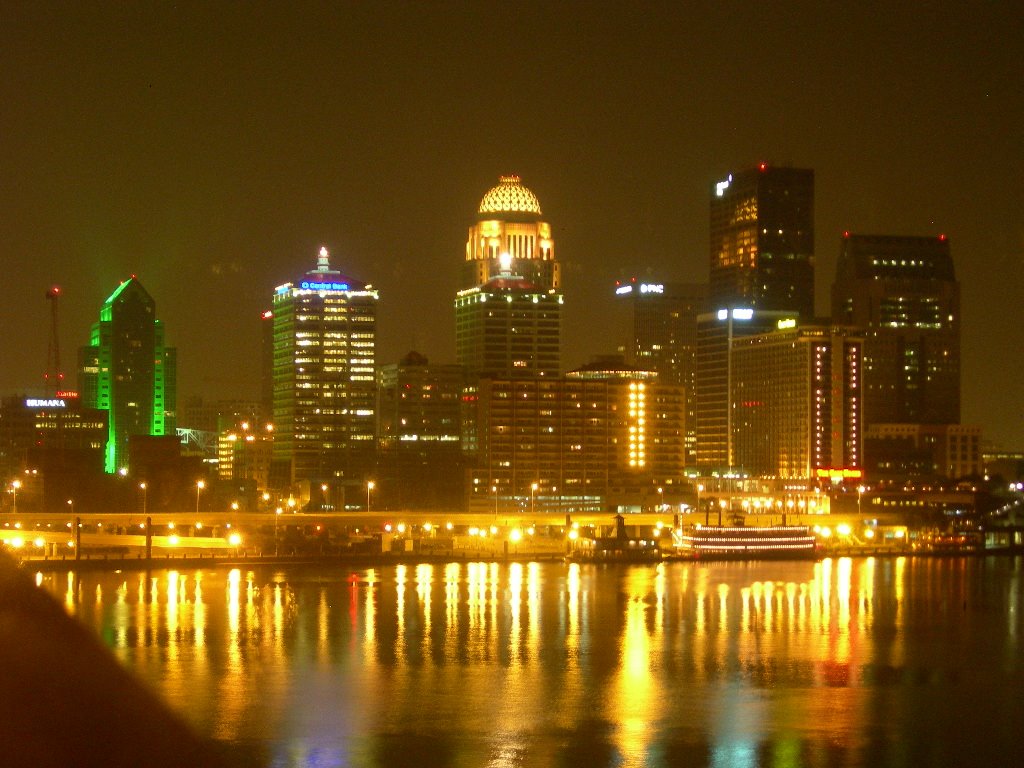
left=321, top=483, right=329, bottom=511
left=531, top=482, right=538, bottom=516
left=275, top=507, right=283, bottom=555
left=196, top=480, right=205, bottom=514
left=366, top=480, right=375, bottom=511
left=657, top=486, right=664, bottom=512
left=139, top=482, right=147, bottom=515
left=492, top=484, right=498, bottom=517
left=857, top=484, right=866, bottom=516
left=11, top=480, right=21, bottom=514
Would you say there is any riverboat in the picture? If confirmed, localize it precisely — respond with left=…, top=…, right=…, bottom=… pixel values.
left=674, top=524, right=817, bottom=560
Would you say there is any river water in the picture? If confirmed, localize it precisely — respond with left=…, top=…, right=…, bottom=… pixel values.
left=38, top=556, right=1024, bottom=767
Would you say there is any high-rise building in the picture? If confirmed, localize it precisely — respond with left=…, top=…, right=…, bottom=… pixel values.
left=268, top=247, right=378, bottom=495
left=78, top=277, right=176, bottom=474
left=710, top=164, right=815, bottom=318
left=614, top=279, right=706, bottom=464
left=831, top=234, right=960, bottom=426
left=456, top=175, right=563, bottom=379
left=455, top=275, right=562, bottom=379
left=463, top=175, right=558, bottom=291
left=694, top=307, right=797, bottom=470
left=731, top=324, right=862, bottom=479
left=376, top=351, right=466, bottom=509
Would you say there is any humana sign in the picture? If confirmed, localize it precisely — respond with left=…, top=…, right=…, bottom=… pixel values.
left=25, top=398, right=66, bottom=408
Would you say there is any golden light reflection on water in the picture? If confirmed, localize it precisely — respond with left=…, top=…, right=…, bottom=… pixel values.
left=39, top=556, right=1024, bottom=767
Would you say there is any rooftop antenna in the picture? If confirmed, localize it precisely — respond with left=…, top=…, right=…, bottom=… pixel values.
left=45, top=286, right=63, bottom=395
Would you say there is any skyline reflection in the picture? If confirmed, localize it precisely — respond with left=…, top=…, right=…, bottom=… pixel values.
left=42, top=556, right=1024, bottom=767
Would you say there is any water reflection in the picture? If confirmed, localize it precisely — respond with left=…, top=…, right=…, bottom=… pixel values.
left=37, top=556, right=1024, bottom=768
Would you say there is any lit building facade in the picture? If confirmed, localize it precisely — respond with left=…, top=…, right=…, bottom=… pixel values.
left=268, top=247, right=378, bottom=493
left=694, top=307, right=796, bottom=470
left=614, top=279, right=706, bottom=464
left=78, top=277, right=176, bottom=474
left=466, top=369, right=686, bottom=512
left=710, top=164, right=815, bottom=318
left=832, top=233, right=960, bottom=426
left=731, top=325, right=862, bottom=479
left=376, top=352, right=466, bottom=509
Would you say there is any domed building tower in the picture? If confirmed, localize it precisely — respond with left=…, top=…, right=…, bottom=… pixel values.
left=455, top=175, right=563, bottom=379
left=463, top=175, right=559, bottom=291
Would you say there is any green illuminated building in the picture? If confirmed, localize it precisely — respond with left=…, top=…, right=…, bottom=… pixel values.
left=78, top=277, right=176, bottom=474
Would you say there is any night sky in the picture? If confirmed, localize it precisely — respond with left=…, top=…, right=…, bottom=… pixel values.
left=2, top=3, right=1021, bottom=447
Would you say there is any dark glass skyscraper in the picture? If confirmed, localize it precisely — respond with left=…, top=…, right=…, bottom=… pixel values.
left=710, top=164, right=815, bottom=318
left=78, top=278, right=176, bottom=474
left=831, top=233, right=960, bottom=426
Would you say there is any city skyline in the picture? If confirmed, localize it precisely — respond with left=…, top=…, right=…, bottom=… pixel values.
left=1, top=4, right=1021, bottom=447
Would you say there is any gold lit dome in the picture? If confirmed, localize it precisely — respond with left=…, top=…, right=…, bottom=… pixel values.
left=478, top=175, right=542, bottom=217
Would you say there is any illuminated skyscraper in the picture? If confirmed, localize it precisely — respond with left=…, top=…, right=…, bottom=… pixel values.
left=710, top=164, right=815, bottom=318
left=832, top=234, right=960, bottom=426
left=456, top=176, right=563, bottom=378
left=463, top=174, right=558, bottom=291
left=78, top=277, right=176, bottom=474
left=268, top=247, right=378, bottom=495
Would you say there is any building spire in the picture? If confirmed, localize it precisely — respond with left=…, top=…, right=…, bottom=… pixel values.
left=317, top=246, right=331, bottom=272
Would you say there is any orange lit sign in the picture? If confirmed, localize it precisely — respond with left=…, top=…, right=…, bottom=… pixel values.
left=815, top=468, right=863, bottom=480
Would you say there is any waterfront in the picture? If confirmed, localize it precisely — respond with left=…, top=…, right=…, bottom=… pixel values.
left=40, top=556, right=1024, bottom=768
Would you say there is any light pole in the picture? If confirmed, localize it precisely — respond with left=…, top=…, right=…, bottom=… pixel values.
left=275, top=507, right=282, bottom=555
left=11, top=479, right=21, bottom=514
left=857, top=485, right=865, bottom=516
left=196, top=480, right=205, bottom=514
left=321, top=483, right=329, bottom=511
left=139, top=482, right=147, bottom=515
left=657, top=486, right=664, bottom=512
left=366, top=480, right=375, bottom=512
left=531, top=482, right=538, bottom=516
left=492, top=484, right=498, bottom=517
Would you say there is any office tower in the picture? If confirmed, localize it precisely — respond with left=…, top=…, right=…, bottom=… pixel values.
left=466, top=367, right=686, bottom=512
left=456, top=175, right=563, bottom=378
left=614, top=279, right=706, bottom=464
left=710, top=164, right=815, bottom=318
left=268, top=247, right=378, bottom=494
left=376, top=352, right=466, bottom=509
left=731, top=324, right=862, bottom=479
left=832, top=234, right=960, bottom=426
left=0, top=394, right=107, bottom=509
left=464, top=174, right=558, bottom=291
left=455, top=276, right=562, bottom=378
left=694, top=307, right=797, bottom=470
left=78, top=277, right=176, bottom=474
